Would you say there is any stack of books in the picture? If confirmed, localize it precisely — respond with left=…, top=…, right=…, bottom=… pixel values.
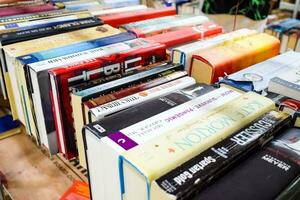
left=264, top=18, right=300, bottom=52
left=1, top=2, right=300, bottom=200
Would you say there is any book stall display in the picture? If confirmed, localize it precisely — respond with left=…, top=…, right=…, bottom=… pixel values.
left=0, top=0, right=299, bottom=200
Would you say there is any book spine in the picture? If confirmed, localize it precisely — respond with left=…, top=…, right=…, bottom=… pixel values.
left=1, top=17, right=102, bottom=46
left=90, top=76, right=195, bottom=120
left=0, top=3, right=59, bottom=17
left=154, top=110, right=291, bottom=199
left=85, top=70, right=187, bottom=109
left=271, top=77, right=300, bottom=93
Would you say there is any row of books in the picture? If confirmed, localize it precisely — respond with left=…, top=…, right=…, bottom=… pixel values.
left=264, top=18, right=300, bottom=53
left=1, top=2, right=300, bottom=200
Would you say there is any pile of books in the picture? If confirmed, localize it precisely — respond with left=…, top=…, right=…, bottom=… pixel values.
left=0, top=2, right=300, bottom=200
left=264, top=18, right=300, bottom=52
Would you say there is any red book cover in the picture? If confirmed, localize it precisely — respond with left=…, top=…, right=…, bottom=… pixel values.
left=99, top=7, right=176, bottom=28
left=60, top=181, right=89, bottom=200
left=49, top=39, right=167, bottom=159
left=0, top=3, right=62, bottom=17
left=146, top=22, right=223, bottom=48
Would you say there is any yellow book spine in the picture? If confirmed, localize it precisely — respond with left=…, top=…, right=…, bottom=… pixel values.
left=123, top=92, right=275, bottom=182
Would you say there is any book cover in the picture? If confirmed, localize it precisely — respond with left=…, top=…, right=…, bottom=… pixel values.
left=146, top=22, right=223, bottom=49
left=190, top=33, right=280, bottom=84
left=172, top=29, right=257, bottom=70
left=0, top=114, right=21, bottom=140
left=49, top=38, right=167, bottom=159
left=27, top=34, right=136, bottom=154
left=84, top=86, right=241, bottom=200
left=275, top=176, right=300, bottom=200
left=268, top=66, right=300, bottom=101
left=194, top=128, right=300, bottom=200
left=152, top=110, right=291, bottom=200
left=120, top=92, right=275, bottom=200
left=120, top=15, right=209, bottom=37
left=223, top=51, right=300, bottom=92
left=100, top=7, right=176, bottom=27
left=0, top=3, right=64, bottom=17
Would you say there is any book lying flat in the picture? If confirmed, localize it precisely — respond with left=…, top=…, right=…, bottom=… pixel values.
left=121, top=92, right=275, bottom=200
left=193, top=128, right=300, bottom=200
left=84, top=85, right=241, bottom=200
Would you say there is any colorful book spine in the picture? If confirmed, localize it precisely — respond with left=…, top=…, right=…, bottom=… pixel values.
left=120, top=92, right=275, bottom=200
left=0, top=3, right=64, bottom=17
left=152, top=110, right=291, bottom=200
left=190, top=33, right=280, bottom=84
left=49, top=39, right=167, bottom=159
left=194, top=128, right=300, bottom=200
left=146, top=22, right=223, bottom=49
left=100, top=7, right=176, bottom=27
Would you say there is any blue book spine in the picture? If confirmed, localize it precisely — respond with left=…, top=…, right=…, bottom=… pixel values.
left=18, top=32, right=136, bottom=65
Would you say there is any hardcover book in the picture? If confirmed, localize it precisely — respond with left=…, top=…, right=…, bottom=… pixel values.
left=190, top=33, right=280, bottom=84
left=76, top=64, right=186, bottom=167
left=84, top=86, right=241, bottom=200
left=193, top=128, right=300, bottom=200
left=268, top=66, right=300, bottom=101
left=100, top=7, right=176, bottom=27
left=152, top=110, right=291, bottom=200
left=120, top=92, right=275, bottom=200
left=146, top=22, right=223, bottom=49
left=2, top=24, right=119, bottom=141
left=120, top=15, right=209, bottom=37
left=49, top=38, right=167, bottom=159
left=27, top=33, right=135, bottom=154
left=222, top=51, right=300, bottom=93
left=172, top=29, right=257, bottom=70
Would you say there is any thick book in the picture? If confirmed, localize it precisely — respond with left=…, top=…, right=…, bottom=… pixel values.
left=49, top=38, right=167, bottom=159
left=193, top=128, right=300, bottom=200
left=222, top=51, right=300, bottom=93
left=100, top=7, right=176, bottom=27
left=75, top=64, right=186, bottom=168
left=268, top=66, right=300, bottom=101
left=152, top=110, right=291, bottom=200
left=172, top=29, right=257, bottom=70
left=190, top=33, right=280, bottom=84
left=120, top=92, right=275, bottom=200
left=0, top=3, right=64, bottom=17
left=2, top=24, right=120, bottom=141
left=27, top=32, right=135, bottom=155
left=84, top=86, right=242, bottom=200
left=0, top=17, right=102, bottom=101
left=146, top=22, right=223, bottom=49
left=120, top=15, right=209, bottom=37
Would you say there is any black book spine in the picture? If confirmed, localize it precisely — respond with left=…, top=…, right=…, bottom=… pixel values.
left=275, top=175, right=300, bottom=200
left=0, top=17, right=103, bottom=46
left=85, top=83, right=216, bottom=139
left=155, top=110, right=292, bottom=200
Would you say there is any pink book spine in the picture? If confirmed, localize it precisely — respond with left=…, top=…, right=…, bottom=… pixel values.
left=0, top=3, right=59, bottom=17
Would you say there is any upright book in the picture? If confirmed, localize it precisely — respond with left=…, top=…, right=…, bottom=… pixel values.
left=84, top=85, right=242, bottom=200
left=120, top=92, right=275, bottom=200
left=190, top=33, right=280, bottom=84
